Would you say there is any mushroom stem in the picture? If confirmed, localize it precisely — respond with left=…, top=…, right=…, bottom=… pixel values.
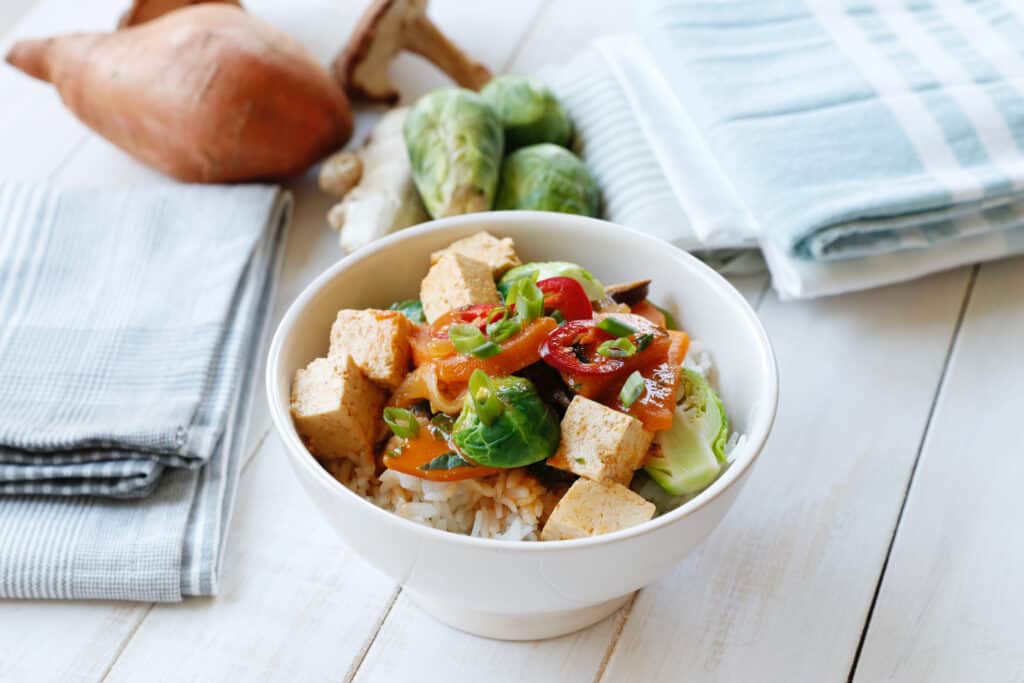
left=404, top=14, right=490, bottom=90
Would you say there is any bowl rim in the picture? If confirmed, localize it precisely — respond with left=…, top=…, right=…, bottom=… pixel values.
left=267, top=211, right=778, bottom=551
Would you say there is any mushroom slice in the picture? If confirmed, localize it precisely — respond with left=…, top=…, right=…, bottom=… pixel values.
left=333, top=0, right=491, bottom=103
left=605, top=279, right=651, bottom=306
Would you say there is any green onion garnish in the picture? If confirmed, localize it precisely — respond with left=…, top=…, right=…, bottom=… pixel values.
left=507, top=275, right=544, bottom=324
left=484, top=307, right=521, bottom=343
left=620, top=371, right=645, bottom=408
left=597, top=337, right=637, bottom=358
left=468, top=369, right=504, bottom=426
left=634, top=333, right=655, bottom=352
left=383, top=407, right=420, bottom=438
left=597, top=316, right=637, bottom=337
left=449, top=323, right=501, bottom=359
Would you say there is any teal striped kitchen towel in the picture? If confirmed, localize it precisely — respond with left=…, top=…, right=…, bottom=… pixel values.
left=545, top=0, right=1024, bottom=298
left=0, top=182, right=289, bottom=600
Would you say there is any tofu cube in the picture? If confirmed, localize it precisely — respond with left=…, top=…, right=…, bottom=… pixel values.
left=419, top=251, right=501, bottom=323
left=290, top=355, right=385, bottom=467
left=540, top=478, right=656, bottom=540
left=547, top=395, right=654, bottom=485
left=430, top=231, right=521, bottom=277
left=328, top=309, right=411, bottom=388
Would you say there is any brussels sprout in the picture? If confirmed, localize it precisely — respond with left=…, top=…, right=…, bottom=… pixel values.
left=481, top=75, right=573, bottom=149
left=404, top=89, right=504, bottom=219
left=452, top=370, right=560, bottom=468
left=498, top=261, right=605, bottom=300
left=644, top=369, right=729, bottom=496
left=496, top=144, right=599, bottom=217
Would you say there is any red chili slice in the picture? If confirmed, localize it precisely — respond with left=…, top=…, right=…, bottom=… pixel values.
left=536, top=277, right=593, bottom=321
left=539, top=319, right=623, bottom=376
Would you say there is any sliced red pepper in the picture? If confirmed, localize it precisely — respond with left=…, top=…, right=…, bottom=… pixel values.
left=537, top=277, right=593, bottom=321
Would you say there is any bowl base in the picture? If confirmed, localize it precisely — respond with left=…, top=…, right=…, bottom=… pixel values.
left=407, top=591, right=633, bottom=641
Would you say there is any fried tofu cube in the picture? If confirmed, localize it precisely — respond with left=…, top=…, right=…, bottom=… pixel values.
left=430, top=231, right=521, bottom=277
left=290, top=355, right=385, bottom=467
left=547, top=396, right=654, bottom=485
left=540, top=478, right=656, bottom=540
left=328, top=309, right=411, bottom=388
left=419, top=251, right=501, bottom=323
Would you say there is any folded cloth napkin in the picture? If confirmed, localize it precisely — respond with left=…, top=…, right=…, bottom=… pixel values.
left=0, top=182, right=289, bottom=601
left=543, top=0, right=1024, bottom=298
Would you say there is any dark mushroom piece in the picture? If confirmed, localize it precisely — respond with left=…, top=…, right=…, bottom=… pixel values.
left=605, top=279, right=651, bottom=307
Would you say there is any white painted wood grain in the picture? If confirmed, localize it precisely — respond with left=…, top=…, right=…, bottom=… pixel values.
left=853, top=259, right=1024, bottom=683
left=601, top=269, right=973, bottom=683
left=103, top=434, right=398, bottom=683
left=353, top=592, right=628, bottom=683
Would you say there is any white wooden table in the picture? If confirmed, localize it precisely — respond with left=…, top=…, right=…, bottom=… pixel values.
left=1, top=2, right=1022, bottom=681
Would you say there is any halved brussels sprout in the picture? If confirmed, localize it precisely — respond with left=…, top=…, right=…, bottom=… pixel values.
left=644, top=369, right=729, bottom=496
left=452, top=371, right=560, bottom=468
left=481, top=75, right=573, bottom=149
left=498, top=261, right=605, bottom=301
left=404, top=89, right=504, bottom=218
left=495, top=143, right=600, bottom=217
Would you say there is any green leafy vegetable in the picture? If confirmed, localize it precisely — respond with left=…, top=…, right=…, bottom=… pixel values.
left=480, top=75, right=573, bottom=149
left=598, top=337, right=637, bottom=359
left=388, top=299, right=426, bottom=323
left=496, top=143, right=600, bottom=217
left=498, top=261, right=605, bottom=301
left=383, top=407, right=420, bottom=439
left=596, top=316, right=637, bottom=337
left=619, top=370, right=646, bottom=408
left=644, top=369, right=729, bottom=496
left=449, top=323, right=501, bottom=359
left=429, top=413, right=455, bottom=439
left=453, top=372, right=560, bottom=468
left=505, top=274, right=544, bottom=324
left=404, top=89, right=504, bottom=218
left=419, top=452, right=473, bottom=471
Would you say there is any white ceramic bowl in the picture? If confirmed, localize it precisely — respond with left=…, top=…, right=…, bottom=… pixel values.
left=267, top=211, right=777, bottom=640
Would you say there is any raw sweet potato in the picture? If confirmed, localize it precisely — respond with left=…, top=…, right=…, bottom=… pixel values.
left=5, top=4, right=353, bottom=183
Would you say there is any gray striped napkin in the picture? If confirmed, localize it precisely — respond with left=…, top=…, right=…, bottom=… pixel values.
left=0, top=182, right=289, bottom=600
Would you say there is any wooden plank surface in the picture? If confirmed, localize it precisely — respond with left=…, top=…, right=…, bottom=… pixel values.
left=853, top=259, right=1024, bottom=682
left=601, top=269, right=972, bottom=683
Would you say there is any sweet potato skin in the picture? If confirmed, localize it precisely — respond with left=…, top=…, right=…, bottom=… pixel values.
left=5, top=4, right=352, bottom=183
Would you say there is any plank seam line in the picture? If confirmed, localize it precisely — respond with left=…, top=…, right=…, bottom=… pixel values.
left=342, top=586, right=402, bottom=683
left=593, top=592, right=639, bottom=683
left=845, top=263, right=980, bottom=683
left=97, top=603, right=156, bottom=683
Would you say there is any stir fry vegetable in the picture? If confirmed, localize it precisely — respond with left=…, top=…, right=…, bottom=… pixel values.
left=496, top=144, right=600, bottom=217
left=480, top=75, right=573, bottom=149
left=452, top=371, right=560, bottom=468
left=644, top=369, right=729, bottom=495
left=498, top=261, right=605, bottom=301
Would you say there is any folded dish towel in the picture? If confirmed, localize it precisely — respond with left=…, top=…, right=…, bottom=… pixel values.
left=543, top=0, right=1024, bottom=298
left=0, top=182, right=289, bottom=601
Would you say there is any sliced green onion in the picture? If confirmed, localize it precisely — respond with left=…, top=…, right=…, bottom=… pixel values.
left=551, top=310, right=565, bottom=324
left=597, top=337, right=637, bottom=358
left=597, top=316, right=637, bottom=337
left=484, top=307, right=522, bottom=343
left=383, top=407, right=420, bottom=438
left=620, top=371, right=646, bottom=408
left=429, top=413, right=454, bottom=439
left=634, top=333, right=655, bottom=352
left=419, top=452, right=472, bottom=471
left=469, top=369, right=504, bottom=426
left=449, top=323, right=501, bottom=359
left=507, top=275, right=544, bottom=324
